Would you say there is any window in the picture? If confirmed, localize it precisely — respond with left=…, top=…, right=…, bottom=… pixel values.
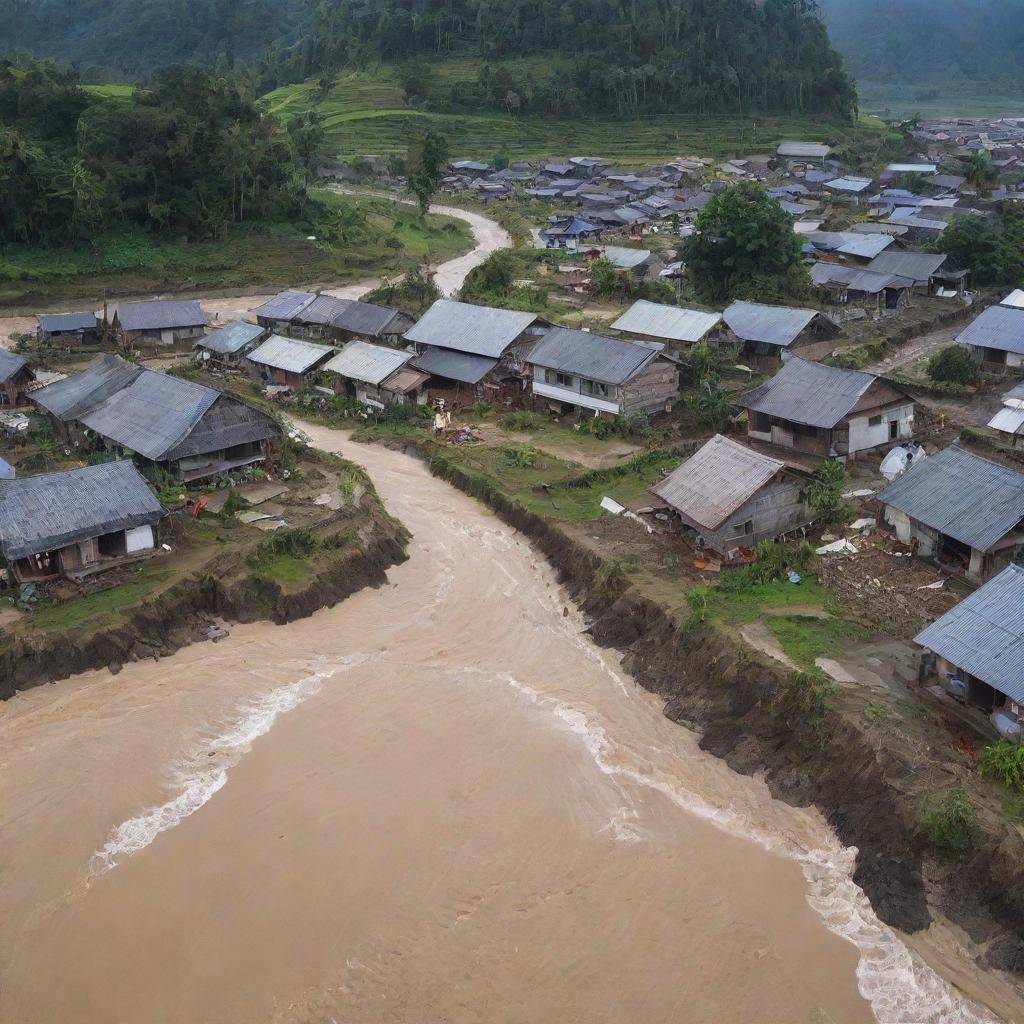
left=731, top=520, right=754, bottom=537
left=751, top=412, right=771, bottom=433
left=581, top=379, right=609, bottom=397
left=868, top=414, right=882, bottom=427
left=545, top=369, right=574, bottom=388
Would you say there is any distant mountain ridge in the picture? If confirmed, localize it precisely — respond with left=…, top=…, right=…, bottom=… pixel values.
left=1, top=0, right=857, bottom=120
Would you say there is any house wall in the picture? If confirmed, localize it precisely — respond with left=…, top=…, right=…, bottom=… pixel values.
left=967, top=344, right=1024, bottom=374
left=696, top=475, right=811, bottom=557
left=847, top=402, right=915, bottom=453
left=620, top=360, right=679, bottom=414
left=124, top=326, right=205, bottom=349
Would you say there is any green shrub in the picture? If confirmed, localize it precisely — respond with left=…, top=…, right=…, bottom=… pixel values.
left=803, top=459, right=847, bottom=523
left=498, top=410, right=545, bottom=431
left=500, top=444, right=537, bottom=468
left=927, top=345, right=979, bottom=385
left=775, top=669, right=836, bottom=721
left=252, top=528, right=318, bottom=565
left=978, top=741, right=1024, bottom=792
left=594, top=557, right=629, bottom=595
left=922, top=789, right=973, bottom=854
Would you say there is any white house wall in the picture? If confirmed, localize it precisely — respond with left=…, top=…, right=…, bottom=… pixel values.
left=847, top=402, right=915, bottom=453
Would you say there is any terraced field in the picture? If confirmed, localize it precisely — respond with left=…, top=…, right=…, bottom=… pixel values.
left=263, top=58, right=891, bottom=164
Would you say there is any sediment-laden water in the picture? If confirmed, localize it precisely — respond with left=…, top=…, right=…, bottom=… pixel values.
left=0, top=427, right=1006, bottom=1023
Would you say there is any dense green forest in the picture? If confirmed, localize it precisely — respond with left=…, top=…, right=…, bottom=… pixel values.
left=818, top=0, right=1024, bottom=91
left=0, top=61, right=322, bottom=244
left=1, top=0, right=857, bottom=119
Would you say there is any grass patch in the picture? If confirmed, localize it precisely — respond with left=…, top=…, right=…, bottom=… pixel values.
left=692, top=576, right=831, bottom=627
left=766, top=614, right=869, bottom=670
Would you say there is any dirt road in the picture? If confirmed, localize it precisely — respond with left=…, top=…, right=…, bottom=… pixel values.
left=866, top=322, right=962, bottom=375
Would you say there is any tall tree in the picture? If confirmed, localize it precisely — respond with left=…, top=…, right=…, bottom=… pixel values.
left=408, top=128, right=449, bottom=215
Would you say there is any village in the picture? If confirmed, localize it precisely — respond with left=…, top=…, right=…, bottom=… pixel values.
left=4, top=125, right=1024, bottom=815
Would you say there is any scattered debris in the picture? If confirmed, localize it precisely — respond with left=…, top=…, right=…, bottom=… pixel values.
left=817, top=538, right=858, bottom=555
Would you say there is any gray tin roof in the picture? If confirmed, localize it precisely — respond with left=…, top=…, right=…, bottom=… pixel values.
left=527, top=328, right=660, bottom=385
left=296, top=295, right=353, bottom=326
left=734, top=357, right=881, bottom=428
left=867, top=250, right=947, bottom=283
left=115, top=299, right=207, bottom=332
left=37, top=311, right=97, bottom=334
left=0, top=461, right=164, bottom=560
left=807, top=231, right=894, bottom=260
left=323, top=341, right=412, bottom=386
left=247, top=335, right=336, bottom=374
left=956, top=304, right=1024, bottom=356
left=611, top=300, right=722, bottom=344
left=915, top=564, right=1024, bottom=704
left=32, top=354, right=144, bottom=421
left=777, top=142, right=831, bottom=158
left=404, top=299, right=542, bottom=358
left=878, top=446, right=1024, bottom=552
left=411, top=347, right=498, bottom=385
left=723, top=301, right=821, bottom=348
left=0, top=349, right=29, bottom=384
left=333, top=301, right=408, bottom=337
left=600, top=246, right=654, bottom=270
left=651, top=435, right=784, bottom=530
left=252, top=290, right=317, bottom=322
left=810, top=263, right=914, bottom=295
left=198, top=320, right=265, bottom=355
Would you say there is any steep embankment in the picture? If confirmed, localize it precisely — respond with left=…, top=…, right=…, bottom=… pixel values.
left=404, top=437, right=1024, bottom=984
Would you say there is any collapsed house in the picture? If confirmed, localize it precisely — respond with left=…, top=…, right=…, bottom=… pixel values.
left=721, top=301, right=840, bottom=368
left=526, top=328, right=678, bottom=417
left=877, top=445, right=1024, bottom=582
left=0, top=461, right=165, bottom=583
left=323, top=341, right=429, bottom=409
left=651, top=434, right=813, bottom=558
left=986, top=379, right=1024, bottom=444
left=111, top=299, right=207, bottom=348
left=405, top=299, right=550, bottom=403
left=915, top=563, right=1024, bottom=736
left=32, top=355, right=280, bottom=483
left=0, top=350, right=35, bottom=407
left=734, top=358, right=915, bottom=457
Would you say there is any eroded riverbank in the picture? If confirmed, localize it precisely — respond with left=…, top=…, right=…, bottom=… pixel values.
left=0, top=426, right=1007, bottom=1024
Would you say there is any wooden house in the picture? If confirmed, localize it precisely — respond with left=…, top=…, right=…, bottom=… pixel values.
left=877, top=446, right=1024, bottom=582
left=111, top=299, right=207, bottom=348
left=721, top=301, right=840, bottom=370
left=195, top=320, right=266, bottom=366
left=0, top=350, right=35, bottom=407
left=610, top=300, right=723, bottom=352
left=527, top=328, right=678, bottom=418
left=809, top=263, right=914, bottom=311
left=735, top=358, right=915, bottom=457
left=36, top=311, right=99, bottom=347
left=330, top=301, right=414, bottom=346
left=956, top=299, right=1024, bottom=373
left=915, top=564, right=1024, bottom=733
left=246, top=335, right=336, bottom=390
left=32, top=355, right=280, bottom=483
left=323, top=341, right=428, bottom=409
left=0, top=461, right=165, bottom=583
left=251, top=290, right=317, bottom=333
left=651, top=435, right=813, bottom=559
left=404, top=299, right=550, bottom=404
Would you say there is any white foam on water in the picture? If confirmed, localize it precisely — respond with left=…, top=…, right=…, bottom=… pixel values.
left=502, top=672, right=1001, bottom=1024
left=90, top=664, right=338, bottom=875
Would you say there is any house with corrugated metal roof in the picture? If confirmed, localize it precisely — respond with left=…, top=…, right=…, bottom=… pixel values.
left=866, top=251, right=950, bottom=293
left=610, top=300, right=722, bottom=350
left=721, top=301, right=840, bottom=369
left=0, top=461, right=165, bottom=583
left=735, top=358, right=914, bottom=457
left=526, top=328, right=678, bottom=418
left=877, top=446, right=1024, bottom=582
left=252, top=290, right=317, bottom=332
left=0, top=350, right=35, bottom=407
left=36, top=311, right=99, bottom=347
left=331, top=301, right=414, bottom=346
left=956, top=303, right=1024, bottom=372
left=246, top=335, right=337, bottom=390
left=809, top=263, right=914, bottom=311
left=32, top=355, right=280, bottom=483
left=986, top=380, right=1024, bottom=444
left=323, top=341, right=428, bottom=410
left=111, top=299, right=207, bottom=348
left=539, top=216, right=604, bottom=248
left=650, top=434, right=813, bottom=558
left=915, top=564, right=1024, bottom=729
left=195, top=320, right=266, bottom=366
left=290, top=295, right=354, bottom=340
left=404, top=299, right=550, bottom=403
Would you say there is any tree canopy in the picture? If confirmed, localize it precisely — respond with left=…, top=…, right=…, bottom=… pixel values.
left=0, top=60, right=314, bottom=244
left=935, top=208, right=1024, bottom=289
left=683, top=182, right=805, bottom=303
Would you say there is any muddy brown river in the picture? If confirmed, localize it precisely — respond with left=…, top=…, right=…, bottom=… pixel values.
left=0, top=426, right=1008, bottom=1023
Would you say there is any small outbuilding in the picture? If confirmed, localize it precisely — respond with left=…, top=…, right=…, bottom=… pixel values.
left=0, top=461, right=165, bottom=583
left=246, top=335, right=337, bottom=390
left=877, top=445, right=1024, bottom=582
left=195, top=320, right=266, bottom=366
left=527, top=328, right=678, bottom=417
left=36, top=311, right=99, bottom=347
left=735, top=358, right=914, bottom=457
left=650, top=434, right=812, bottom=558
left=323, top=341, right=428, bottom=409
left=0, top=350, right=35, bottom=407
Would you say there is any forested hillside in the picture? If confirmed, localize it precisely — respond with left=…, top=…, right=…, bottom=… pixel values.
left=1, top=0, right=857, bottom=120
left=819, top=0, right=1024, bottom=91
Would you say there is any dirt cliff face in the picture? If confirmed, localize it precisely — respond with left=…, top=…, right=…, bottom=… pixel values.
left=0, top=513, right=408, bottom=698
left=420, top=440, right=1024, bottom=969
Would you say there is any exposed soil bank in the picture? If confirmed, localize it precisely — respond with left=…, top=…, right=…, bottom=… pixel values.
left=0, top=512, right=408, bottom=698
left=410, top=439, right=1024, bottom=979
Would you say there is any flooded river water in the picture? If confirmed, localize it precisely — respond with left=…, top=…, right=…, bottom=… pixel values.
left=0, top=426, right=1005, bottom=1023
